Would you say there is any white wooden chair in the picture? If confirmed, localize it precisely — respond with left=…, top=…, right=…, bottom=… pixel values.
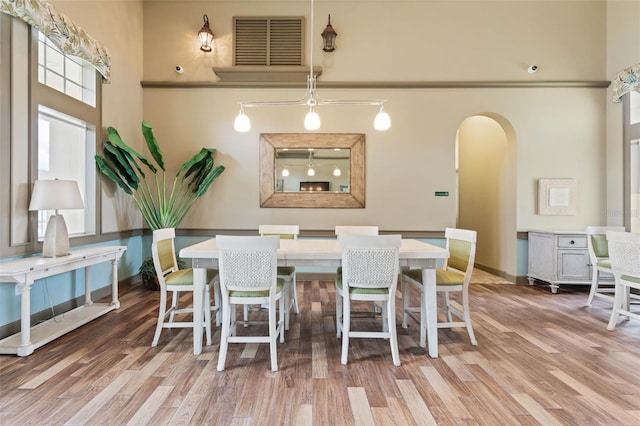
left=216, top=235, right=286, bottom=372
left=585, top=226, right=625, bottom=306
left=335, top=225, right=379, bottom=236
left=606, top=230, right=640, bottom=331
left=151, top=228, right=220, bottom=347
left=259, top=225, right=300, bottom=329
left=402, top=228, right=478, bottom=347
left=336, top=234, right=402, bottom=366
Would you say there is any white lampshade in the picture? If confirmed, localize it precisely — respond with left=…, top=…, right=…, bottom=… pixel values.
left=304, top=109, right=321, bottom=131
left=307, top=167, right=315, bottom=176
left=333, top=167, right=341, bottom=177
left=29, top=179, right=84, bottom=257
left=29, top=179, right=84, bottom=211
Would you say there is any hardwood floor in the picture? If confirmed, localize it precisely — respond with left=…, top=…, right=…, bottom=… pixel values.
left=1, top=280, right=640, bottom=425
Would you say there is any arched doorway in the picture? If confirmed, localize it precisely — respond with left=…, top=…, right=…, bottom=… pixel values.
left=456, top=114, right=517, bottom=280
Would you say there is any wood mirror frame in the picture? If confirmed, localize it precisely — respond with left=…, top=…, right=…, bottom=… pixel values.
left=260, top=133, right=365, bottom=208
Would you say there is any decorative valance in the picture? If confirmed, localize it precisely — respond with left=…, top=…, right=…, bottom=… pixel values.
left=612, top=62, right=640, bottom=103
left=0, top=0, right=111, bottom=82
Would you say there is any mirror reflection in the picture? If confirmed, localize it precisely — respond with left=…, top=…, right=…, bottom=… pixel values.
left=274, top=148, right=350, bottom=193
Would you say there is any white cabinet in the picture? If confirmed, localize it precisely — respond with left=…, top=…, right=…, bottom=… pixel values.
left=527, top=231, right=592, bottom=293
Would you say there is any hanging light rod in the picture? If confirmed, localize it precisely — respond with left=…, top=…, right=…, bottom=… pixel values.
left=233, top=0, right=391, bottom=133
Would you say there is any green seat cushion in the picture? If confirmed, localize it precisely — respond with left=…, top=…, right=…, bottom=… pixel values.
left=621, top=274, right=640, bottom=284
left=402, top=268, right=464, bottom=286
left=596, top=259, right=612, bottom=269
left=335, top=268, right=390, bottom=295
left=229, top=278, right=285, bottom=297
left=277, top=266, right=295, bottom=276
left=165, top=268, right=218, bottom=285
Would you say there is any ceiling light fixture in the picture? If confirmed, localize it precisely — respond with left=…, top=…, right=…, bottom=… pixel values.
left=233, top=0, right=390, bottom=133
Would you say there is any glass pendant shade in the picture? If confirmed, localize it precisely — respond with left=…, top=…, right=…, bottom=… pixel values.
left=374, top=108, right=391, bottom=130
left=234, top=110, right=251, bottom=132
left=307, top=167, right=315, bottom=176
left=304, top=109, right=321, bottom=131
left=282, top=167, right=289, bottom=177
left=333, top=167, right=341, bottom=176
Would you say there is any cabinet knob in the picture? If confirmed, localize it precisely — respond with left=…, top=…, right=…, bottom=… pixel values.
left=570, top=240, right=575, bottom=244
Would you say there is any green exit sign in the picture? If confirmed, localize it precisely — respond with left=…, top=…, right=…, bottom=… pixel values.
left=435, top=191, right=449, bottom=197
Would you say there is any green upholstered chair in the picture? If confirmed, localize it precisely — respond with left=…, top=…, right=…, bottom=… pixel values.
left=335, top=234, right=402, bottom=366
left=402, top=228, right=478, bottom=347
left=216, top=235, right=286, bottom=372
left=151, top=228, right=220, bottom=348
left=585, top=226, right=625, bottom=306
left=606, top=230, right=640, bottom=330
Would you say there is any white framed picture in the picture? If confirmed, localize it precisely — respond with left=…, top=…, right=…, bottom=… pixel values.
left=537, top=178, right=577, bottom=215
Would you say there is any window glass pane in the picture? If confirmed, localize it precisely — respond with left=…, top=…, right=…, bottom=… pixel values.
left=45, top=69, right=64, bottom=92
left=65, top=81, right=82, bottom=101
left=46, top=47, right=64, bottom=75
left=37, top=31, right=96, bottom=107
left=37, top=105, right=96, bottom=238
left=65, top=57, right=81, bottom=84
left=631, top=91, right=640, bottom=125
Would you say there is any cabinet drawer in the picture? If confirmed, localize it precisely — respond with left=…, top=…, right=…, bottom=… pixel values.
left=557, top=236, right=587, bottom=248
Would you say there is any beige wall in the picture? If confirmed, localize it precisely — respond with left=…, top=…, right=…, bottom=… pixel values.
left=52, top=0, right=145, bottom=233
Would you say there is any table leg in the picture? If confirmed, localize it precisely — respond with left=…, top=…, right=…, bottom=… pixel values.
left=422, top=268, right=438, bottom=358
left=193, top=267, right=206, bottom=355
left=111, top=257, right=120, bottom=309
left=17, top=279, right=34, bottom=356
left=85, top=267, right=93, bottom=306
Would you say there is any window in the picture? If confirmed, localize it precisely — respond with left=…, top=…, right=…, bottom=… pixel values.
left=37, top=32, right=96, bottom=107
left=36, top=106, right=96, bottom=239
left=234, top=17, right=303, bottom=66
left=33, top=29, right=101, bottom=241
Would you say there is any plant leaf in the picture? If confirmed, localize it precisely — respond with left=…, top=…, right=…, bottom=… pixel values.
left=95, top=155, right=133, bottom=194
left=141, top=121, right=165, bottom=171
left=107, top=126, right=158, bottom=174
left=103, top=142, right=139, bottom=189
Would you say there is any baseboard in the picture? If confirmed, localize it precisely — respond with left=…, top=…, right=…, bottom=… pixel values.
left=474, top=263, right=516, bottom=283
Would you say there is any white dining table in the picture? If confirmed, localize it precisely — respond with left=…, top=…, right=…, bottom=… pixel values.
left=179, top=237, right=449, bottom=358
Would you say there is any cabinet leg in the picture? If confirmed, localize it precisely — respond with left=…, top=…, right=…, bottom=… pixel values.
left=527, top=277, right=535, bottom=286
left=550, top=284, right=559, bottom=294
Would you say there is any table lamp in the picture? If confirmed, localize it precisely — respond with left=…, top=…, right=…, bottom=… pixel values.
left=28, top=179, right=84, bottom=257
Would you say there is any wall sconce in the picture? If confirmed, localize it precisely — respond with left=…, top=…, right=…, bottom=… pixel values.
left=321, top=14, right=337, bottom=52
left=198, top=14, right=214, bottom=52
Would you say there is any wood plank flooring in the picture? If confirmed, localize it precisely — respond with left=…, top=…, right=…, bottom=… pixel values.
left=1, top=280, right=640, bottom=425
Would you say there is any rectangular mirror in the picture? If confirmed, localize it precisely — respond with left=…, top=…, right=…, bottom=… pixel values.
left=260, top=133, right=365, bottom=208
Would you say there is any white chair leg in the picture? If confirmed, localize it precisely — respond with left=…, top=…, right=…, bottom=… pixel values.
left=419, top=285, right=428, bottom=348
left=291, top=272, right=299, bottom=314
left=217, top=298, right=231, bottom=371
left=152, top=289, right=168, bottom=347
left=401, top=279, right=409, bottom=329
left=388, top=297, right=400, bottom=366
left=213, top=278, right=221, bottom=327
left=607, top=281, right=623, bottom=330
left=586, top=270, right=599, bottom=306
left=269, top=298, right=279, bottom=372
left=462, top=288, right=477, bottom=346
left=204, top=285, right=212, bottom=346
left=243, top=304, right=249, bottom=327
left=341, top=296, right=351, bottom=365
left=336, top=289, right=343, bottom=338
left=169, top=290, right=179, bottom=323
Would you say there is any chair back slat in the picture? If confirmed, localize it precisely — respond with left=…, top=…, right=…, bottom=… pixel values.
left=443, top=228, right=477, bottom=284
left=259, top=225, right=299, bottom=240
left=340, top=234, right=401, bottom=289
left=217, top=235, right=279, bottom=292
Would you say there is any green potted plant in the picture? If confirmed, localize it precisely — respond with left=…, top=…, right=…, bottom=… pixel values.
left=95, top=121, right=225, bottom=289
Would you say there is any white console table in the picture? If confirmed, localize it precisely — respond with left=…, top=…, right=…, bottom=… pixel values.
left=0, top=246, right=126, bottom=356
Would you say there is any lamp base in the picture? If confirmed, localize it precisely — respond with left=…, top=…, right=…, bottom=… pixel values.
left=42, top=214, right=71, bottom=257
